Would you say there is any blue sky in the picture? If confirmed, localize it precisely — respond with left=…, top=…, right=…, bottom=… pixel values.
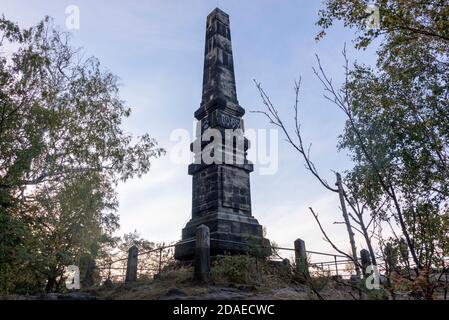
left=2, top=0, right=379, bottom=259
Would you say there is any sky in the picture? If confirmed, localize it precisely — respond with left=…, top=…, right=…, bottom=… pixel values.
left=1, top=0, right=380, bottom=261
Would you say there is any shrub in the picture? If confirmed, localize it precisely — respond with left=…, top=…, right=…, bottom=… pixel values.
left=211, top=254, right=260, bottom=285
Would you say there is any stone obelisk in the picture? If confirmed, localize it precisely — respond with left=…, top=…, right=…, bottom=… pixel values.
left=174, top=8, right=270, bottom=260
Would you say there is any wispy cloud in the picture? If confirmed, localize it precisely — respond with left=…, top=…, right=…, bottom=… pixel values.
left=2, top=0, right=378, bottom=255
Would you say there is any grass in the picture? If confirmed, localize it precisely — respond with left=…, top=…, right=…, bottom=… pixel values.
left=83, top=256, right=357, bottom=300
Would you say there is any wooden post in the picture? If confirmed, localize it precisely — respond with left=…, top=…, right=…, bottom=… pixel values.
left=194, top=225, right=210, bottom=283
left=125, top=245, right=138, bottom=282
left=360, top=249, right=371, bottom=278
left=294, top=238, right=309, bottom=277
left=336, top=172, right=361, bottom=278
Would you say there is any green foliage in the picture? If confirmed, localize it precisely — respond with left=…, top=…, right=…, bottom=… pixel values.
left=317, top=0, right=449, bottom=50
left=210, top=253, right=299, bottom=289
left=245, top=236, right=266, bottom=259
left=316, top=0, right=448, bottom=277
left=0, top=16, right=164, bottom=293
left=95, top=232, right=176, bottom=283
left=365, top=287, right=389, bottom=300
left=211, top=254, right=255, bottom=284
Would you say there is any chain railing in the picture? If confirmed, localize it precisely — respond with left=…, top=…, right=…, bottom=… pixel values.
left=88, top=230, right=449, bottom=289
left=94, top=240, right=194, bottom=283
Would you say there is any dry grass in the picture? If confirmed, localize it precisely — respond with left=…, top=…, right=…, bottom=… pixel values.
left=82, top=257, right=358, bottom=300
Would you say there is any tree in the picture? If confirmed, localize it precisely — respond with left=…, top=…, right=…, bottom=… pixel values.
left=318, top=0, right=448, bottom=275
left=316, top=0, right=449, bottom=48
left=0, top=16, right=164, bottom=293
left=255, top=0, right=448, bottom=299
left=253, top=76, right=368, bottom=279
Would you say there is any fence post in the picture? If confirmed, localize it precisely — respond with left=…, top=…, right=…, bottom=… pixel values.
left=360, top=249, right=371, bottom=278
left=125, top=245, right=138, bottom=282
left=194, top=224, right=210, bottom=283
left=294, top=238, right=309, bottom=277
left=158, top=248, right=163, bottom=274
left=82, top=258, right=96, bottom=288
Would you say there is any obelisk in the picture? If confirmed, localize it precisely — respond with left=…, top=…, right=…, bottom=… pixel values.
left=175, top=8, right=270, bottom=260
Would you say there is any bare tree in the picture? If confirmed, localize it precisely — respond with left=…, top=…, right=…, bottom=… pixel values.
left=253, top=66, right=376, bottom=276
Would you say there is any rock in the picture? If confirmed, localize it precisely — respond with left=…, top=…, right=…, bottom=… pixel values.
left=293, top=285, right=306, bottom=292
left=166, top=288, right=186, bottom=296
left=44, top=293, right=59, bottom=300
left=272, top=287, right=307, bottom=299
left=236, top=285, right=257, bottom=292
left=57, top=292, right=96, bottom=300
left=37, top=292, right=96, bottom=300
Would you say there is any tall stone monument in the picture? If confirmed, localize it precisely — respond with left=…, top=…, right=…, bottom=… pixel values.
left=174, top=8, right=270, bottom=260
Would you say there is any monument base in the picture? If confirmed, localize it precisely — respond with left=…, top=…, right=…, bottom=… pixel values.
left=174, top=212, right=271, bottom=260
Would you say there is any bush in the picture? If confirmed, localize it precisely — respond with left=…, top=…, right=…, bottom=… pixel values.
left=211, top=254, right=260, bottom=285
left=210, top=254, right=295, bottom=288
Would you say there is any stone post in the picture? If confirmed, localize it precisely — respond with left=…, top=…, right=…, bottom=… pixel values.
left=194, top=225, right=210, bottom=283
left=360, top=249, right=371, bottom=278
left=125, top=245, right=138, bottom=282
left=82, top=258, right=96, bottom=288
left=294, top=238, right=309, bottom=277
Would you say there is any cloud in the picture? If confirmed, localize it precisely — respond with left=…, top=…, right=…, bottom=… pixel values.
left=116, top=158, right=191, bottom=242
left=2, top=0, right=379, bottom=259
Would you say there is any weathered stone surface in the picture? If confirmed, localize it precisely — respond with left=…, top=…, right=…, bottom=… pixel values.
left=294, top=238, right=309, bottom=277
left=194, top=225, right=211, bottom=283
left=200, top=9, right=238, bottom=111
left=82, top=258, right=96, bottom=288
left=360, top=249, right=371, bottom=278
left=31, top=292, right=97, bottom=300
left=56, top=292, right=96, bottom=300
left=102, top=278, right=113, bottom=287
left=175, top=8, right=270, bottom=260
left=125, top=245, right=138, bottom=282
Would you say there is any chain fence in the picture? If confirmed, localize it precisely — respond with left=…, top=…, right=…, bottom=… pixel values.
left=92, top=236, right=449, bottom=287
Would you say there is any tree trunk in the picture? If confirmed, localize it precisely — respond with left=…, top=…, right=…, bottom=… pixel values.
left=336, top=172, right=361, bottom=278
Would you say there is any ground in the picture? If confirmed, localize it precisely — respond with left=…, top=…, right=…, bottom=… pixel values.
left=2, top=257, right=447, bottom=300
left=81, top=264, right=356, bottom=300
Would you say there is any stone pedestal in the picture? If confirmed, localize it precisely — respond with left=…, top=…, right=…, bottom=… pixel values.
left=175, top=163, right=271, bottom=260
